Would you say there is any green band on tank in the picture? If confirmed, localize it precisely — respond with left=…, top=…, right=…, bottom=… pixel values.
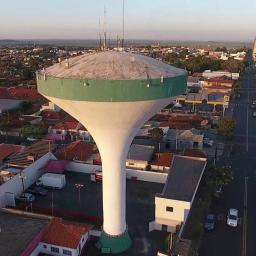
left=37, top=73, right=187, bottom=102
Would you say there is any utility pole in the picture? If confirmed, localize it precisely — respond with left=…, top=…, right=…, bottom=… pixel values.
left=19, top=171, right=26, bottom=193
left=75, top=183, right=84, bottom=207
left=121, top=0, right=125, bottom=49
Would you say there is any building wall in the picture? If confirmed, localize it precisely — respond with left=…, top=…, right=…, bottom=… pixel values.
left=126, top=168, right=168, bottom=183
left=0, top=152, right=56, bottom=207
left=65, top=162, right=102, bottom=173
left=65, top=162, right=168, bottom=184
left=155, top=196, right=191, bottom=225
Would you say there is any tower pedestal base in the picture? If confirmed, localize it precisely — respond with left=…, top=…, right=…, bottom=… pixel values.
left=96, top=229, right=132, bottom=254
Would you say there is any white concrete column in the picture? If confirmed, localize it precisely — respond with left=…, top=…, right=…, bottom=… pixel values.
left=46, top=96, right=173, bottom=237
left=97, top=133, right=129, bottom=235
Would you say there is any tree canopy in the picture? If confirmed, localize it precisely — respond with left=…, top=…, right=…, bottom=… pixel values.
left=207, top=165, right=233, bottom=188
left=217, top=117, right=235, bottom=140
left=148, top=127, right=164, bottom=141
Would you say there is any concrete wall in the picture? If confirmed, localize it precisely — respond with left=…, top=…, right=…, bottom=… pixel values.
left=0, top=152, right=56, bottom=207
left=155, top=196, right=191, bottom=224
left=126, top=169, right=168, bottom=184
left=66, top=162, right=167, bottom=184
left=65, top=161, right=102, bottom=173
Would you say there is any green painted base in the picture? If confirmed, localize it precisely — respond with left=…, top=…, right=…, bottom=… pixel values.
left=96, top=229, right=132, bottom=254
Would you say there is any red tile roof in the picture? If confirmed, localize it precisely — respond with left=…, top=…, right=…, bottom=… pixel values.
left=168, top=115, right=204, bottom=129
left=41, top=218, right=93, bottom=249
left=0, top=86, right=42, bottom=101
left=183, top=149, right=207, bottom=158
left=151, top=153, right=174, bottom=167
left=9, top=87, right=40, bottom=98
left=0, top=143, right=25, bottom=162
left=205, top=78, right=235, bottom=85
left=56, top=140, right=94, bottom=161
left=41, top=110, right=61, bottom=120
left=53, top=121, right=79, bottom=130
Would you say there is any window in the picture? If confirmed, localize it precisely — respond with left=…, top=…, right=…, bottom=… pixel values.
left=166, top=206, right=173, bottom=212
left=162, top=224, right=168, bottom=232
left=43, top=244, right=47, bottom=249
left=63, top=249, right=72, bottom=255
left=51, top=247, right=59, bottom=253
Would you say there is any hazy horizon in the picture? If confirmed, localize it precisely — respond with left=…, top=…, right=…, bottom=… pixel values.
left=0, top=0, right=255, bottom=41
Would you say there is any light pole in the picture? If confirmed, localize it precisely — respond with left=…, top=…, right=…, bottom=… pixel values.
left=75, top=183, right=84, bottom=206
left=19, top=171, right=26, bottom=194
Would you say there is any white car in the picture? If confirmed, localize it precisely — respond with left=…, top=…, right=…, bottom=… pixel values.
left=203, top=137, right=214, bottom=147
left=227, top=208, right=238, bottom=227
left=26, top=136, right=38, bottom=142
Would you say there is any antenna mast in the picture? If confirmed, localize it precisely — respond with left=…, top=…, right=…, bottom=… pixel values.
left=121, top=0, right=125, bottom=49
left=103, top=5, right=107, bottom=51
left=99, top=17, right=102, bottom=50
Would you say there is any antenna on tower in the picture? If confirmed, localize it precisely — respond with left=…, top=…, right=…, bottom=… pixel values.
left=121, top=0, right=125, bottom=49
left=103, top=5, right=107, bottom=51
left=99, top=17, right=102, bottom=50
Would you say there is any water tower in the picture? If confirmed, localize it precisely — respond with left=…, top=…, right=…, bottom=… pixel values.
left=253, top=37, right=256, bottom=62
left=37, top=51, right=187, bottom=253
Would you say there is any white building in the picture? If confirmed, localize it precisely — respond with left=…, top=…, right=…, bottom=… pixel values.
left=202, top=70, right=240, bottom=80
left=150, top=155, right=207, bottom=233
left=32, top=218, right=93, bottom=256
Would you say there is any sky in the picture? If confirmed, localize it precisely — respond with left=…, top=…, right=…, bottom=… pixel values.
left=0, top=0, right=255, bottom=41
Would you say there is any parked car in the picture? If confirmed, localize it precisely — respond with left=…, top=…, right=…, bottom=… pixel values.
left=203, top=137, right=214, bottom=147
left=26, top=136, right=38, bottom=142
left=204, top=214, right=215, bottom=231
left=16, top=193, right=35, bottom=203
left=227, top=208, right=239, bottom=227
left=235, top=93, right=241, bottom=99
left=250, top=103, right=256, bottom=109
left=27, top=186, right=48, bottom=196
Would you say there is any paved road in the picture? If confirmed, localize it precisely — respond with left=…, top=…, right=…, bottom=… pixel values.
left=200, top=62, right=256, bottom=256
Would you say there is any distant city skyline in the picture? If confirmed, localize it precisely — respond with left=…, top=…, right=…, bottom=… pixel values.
left=0, top=0, right=255, bottom=41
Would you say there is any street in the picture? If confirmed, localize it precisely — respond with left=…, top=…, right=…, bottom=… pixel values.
left=200, top=62, right=256, bottom=256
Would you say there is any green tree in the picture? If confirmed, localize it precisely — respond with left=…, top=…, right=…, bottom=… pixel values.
left=148, top=127, right=164, bottom=152
left=207, top=165, right=233, bottom=188
left=148, top=127, right=164, bottom=141
left=217, top=117, right=235, bottom=139
left=234, top=81, right=241, bottom=93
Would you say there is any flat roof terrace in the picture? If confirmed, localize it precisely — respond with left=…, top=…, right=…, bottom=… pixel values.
left=0, top=210, right=49, bottom=256
left=161, top=155, right=207, bottom=202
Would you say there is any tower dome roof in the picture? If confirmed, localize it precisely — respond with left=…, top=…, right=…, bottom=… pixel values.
left=42, top=50, right=186, bottom=80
